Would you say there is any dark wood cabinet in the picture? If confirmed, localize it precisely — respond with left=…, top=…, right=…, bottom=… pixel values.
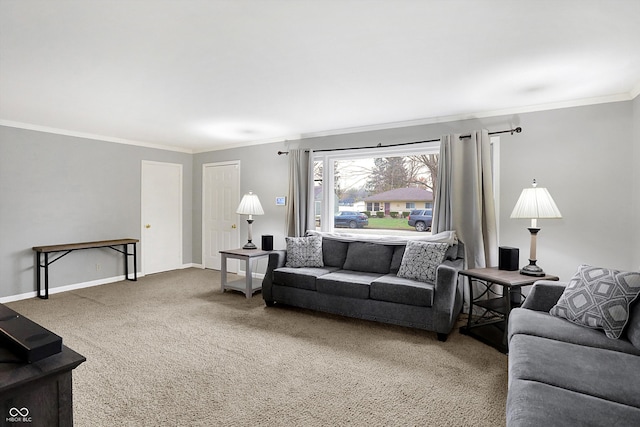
left=0, top=346, right=85, bottom=427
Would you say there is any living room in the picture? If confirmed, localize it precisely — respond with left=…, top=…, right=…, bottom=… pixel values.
left=1, top=1, right=639, bottom=425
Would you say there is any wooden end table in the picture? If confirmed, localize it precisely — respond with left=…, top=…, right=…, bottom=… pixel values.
left=219, top=248, right=271, bottom=298
left=459, top=267, right=559, bottom=353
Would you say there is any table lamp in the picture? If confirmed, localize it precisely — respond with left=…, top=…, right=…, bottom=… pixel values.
left=236, top=191, right=264, bottom=249
left=510, top=179, right=562, bottom=276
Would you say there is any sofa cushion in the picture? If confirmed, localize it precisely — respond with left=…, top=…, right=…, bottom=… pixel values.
left=509, top=334, right=640, bottom=409
left=389, top=246, right=405, bottom=274
left=273, top=266, right=338, bottom=291
left=397, top=241, right=448, bottom=283
left=342, top=242, right=393, bottom=274
left=508, top=308, right=640, bottom=356
left=322, top=238, right=349, bottom=268
left=507, top=377, right=640, bottom=427
left=370, top=274, right=434, bottom=307
left=626, top=299, right=640, bottom=349
left=549, top=265, right=640, bottom=339
left=285, top=235, right=324, bottom=268
left=316, top=271, right=381, bottom=299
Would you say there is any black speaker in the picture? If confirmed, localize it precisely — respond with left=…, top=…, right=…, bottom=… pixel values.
left=499, top=246, right=519, bottom=271
left=261, top=235, right=273, bottom=251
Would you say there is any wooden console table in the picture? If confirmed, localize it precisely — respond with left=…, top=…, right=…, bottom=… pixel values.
left=33, top=239, right=139, bottom=299
left=0, top=345, right=85, bottom=427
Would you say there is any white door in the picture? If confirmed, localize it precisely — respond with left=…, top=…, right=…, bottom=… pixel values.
left=203, top=162, right=240, bottom=271
left=141, top=161, right=183, bottom=275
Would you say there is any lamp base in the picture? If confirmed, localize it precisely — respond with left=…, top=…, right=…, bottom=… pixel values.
left=242, top=241, right=257, bottom=250
left=520, top=259, right=545, bottom=277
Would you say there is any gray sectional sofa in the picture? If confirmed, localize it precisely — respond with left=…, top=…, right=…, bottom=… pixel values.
left=262, top=231, right=465, bottom=341
left=507, top=280, right=640, bottom=426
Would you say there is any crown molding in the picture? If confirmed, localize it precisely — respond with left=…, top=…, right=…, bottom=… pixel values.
left=2, top=90, right=637, bottom=154
left=0, top=120, right=194, bottom=154
left=296, top=93, right=635, bottom=141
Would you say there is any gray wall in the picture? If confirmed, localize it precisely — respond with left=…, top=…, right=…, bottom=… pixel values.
left=194, top=99, right=638, bottom=281
left=0, top=126, right=193, bottom=298
left=193, top=141, right=289, bottom=265
left=1, top=97, right=638, bottom=299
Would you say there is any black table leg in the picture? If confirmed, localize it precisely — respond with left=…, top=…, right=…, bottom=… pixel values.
left=133, top=243, right=137, bottom=281
left=43, top=252, right=49, bottom=299
left=123, top=244, right=128, bottom=279
left=36, top=252, right=42, bottom=298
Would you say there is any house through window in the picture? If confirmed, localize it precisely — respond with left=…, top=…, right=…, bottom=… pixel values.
left=313, top=143, right=440, bottom=235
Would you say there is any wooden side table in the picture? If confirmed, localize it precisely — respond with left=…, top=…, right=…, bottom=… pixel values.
left=459, top=267, right=559, bottom=353
left=219, top=248, right=271, bottom=298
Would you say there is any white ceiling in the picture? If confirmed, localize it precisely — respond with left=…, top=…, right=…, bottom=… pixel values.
left=1, top=0, right=639, bottom=153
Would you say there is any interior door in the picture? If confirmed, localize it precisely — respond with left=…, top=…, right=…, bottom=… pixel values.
left=203, top=162, right=240, bottom=271
left=141, top=161, right=183, bottom=275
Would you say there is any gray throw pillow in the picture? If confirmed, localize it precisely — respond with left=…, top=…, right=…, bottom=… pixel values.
left=549, top=264, right=640, bottom=339
left=397, top=241, right=449, bottom=283
left=285, top=235, right=324, bottom=268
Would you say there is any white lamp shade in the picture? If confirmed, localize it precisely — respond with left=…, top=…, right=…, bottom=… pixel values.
left=510, top=186, right=562, bottom=219
left=236, top=191, right=264, bottom=215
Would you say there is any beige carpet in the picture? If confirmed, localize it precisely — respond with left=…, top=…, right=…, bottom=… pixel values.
left=8, top=268, right=508, bottom=426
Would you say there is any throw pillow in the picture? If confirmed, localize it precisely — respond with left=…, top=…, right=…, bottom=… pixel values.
left=285, top=235, right=324, bottom=268
left=549, top=265, right=640, bottom=339
left=397, top=241, right=449, bottom=283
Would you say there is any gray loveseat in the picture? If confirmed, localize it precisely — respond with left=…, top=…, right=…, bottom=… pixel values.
left=507, top=280, right=640, bottom=426
left=261, top=231, right=465, bottom=341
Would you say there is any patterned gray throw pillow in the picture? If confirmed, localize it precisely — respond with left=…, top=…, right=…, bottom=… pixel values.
left=549, top=265, right=640, bottom=339
left=397, top=241, right=449, bottom=283
left=285, top=235, right=324, bottom=268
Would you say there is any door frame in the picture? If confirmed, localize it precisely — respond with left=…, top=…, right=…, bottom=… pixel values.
left=141, top=160, right=183, bottom=275
left=202, top=160, right=241, bottom=270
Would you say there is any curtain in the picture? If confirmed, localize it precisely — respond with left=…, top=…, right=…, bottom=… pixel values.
left=432, top=130, right=498, bottom=309
left=286, top=149, right=315, bottom=237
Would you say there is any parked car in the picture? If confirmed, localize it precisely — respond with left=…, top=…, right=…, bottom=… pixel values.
left=407, top=209, right=432, bottom=232
left=334, top=211, right=369, bottom=228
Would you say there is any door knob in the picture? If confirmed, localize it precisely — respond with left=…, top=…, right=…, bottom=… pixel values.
left=231, top=224, right=237, bottom=229
left=145, top=224, right=151, bottom=229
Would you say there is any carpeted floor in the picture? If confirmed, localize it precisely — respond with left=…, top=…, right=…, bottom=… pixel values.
left=7, top=268, right=508, bottom=426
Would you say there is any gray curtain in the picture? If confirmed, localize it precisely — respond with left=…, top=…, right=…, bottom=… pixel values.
left=286, top=149, right=315, bottom=237
left=432, top=130, right=498, bottom=309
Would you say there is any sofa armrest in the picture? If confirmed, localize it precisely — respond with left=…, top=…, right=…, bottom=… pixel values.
left=261, top=250, right=286, bottom=303
left=521, top=281, right=567, bottom=312
left=433, top=264, right=463, bottom=333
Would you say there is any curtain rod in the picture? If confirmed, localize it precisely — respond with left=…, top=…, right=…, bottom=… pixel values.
left=277, top=126, right=522, bottom=155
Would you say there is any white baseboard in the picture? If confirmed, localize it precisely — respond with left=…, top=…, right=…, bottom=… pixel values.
left=0, top=272, right=145, bottom=304
left=0, top=264, right=241, bottom=304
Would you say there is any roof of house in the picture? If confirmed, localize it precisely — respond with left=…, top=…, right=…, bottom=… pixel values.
left=364, top=188, right=433, bottom=202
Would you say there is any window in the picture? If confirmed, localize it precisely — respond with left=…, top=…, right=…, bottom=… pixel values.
left=313, top=143, right=440, bottom=235
left=366, top=202, right=381, bottom=211
left=312, top=136, right=500, bottom=235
